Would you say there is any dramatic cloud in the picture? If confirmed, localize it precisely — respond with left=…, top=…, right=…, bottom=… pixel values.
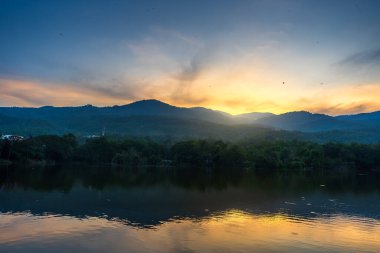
left=1, top=1, right=380, bottom=114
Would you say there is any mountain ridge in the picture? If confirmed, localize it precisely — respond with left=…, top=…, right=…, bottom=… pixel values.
left=3, top=99, right=379, bottom=118
left=1, top=99, right=380, bottom=142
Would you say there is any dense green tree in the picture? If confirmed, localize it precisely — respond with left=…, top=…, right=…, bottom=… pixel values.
left=2, top=135, right=380, bottom=173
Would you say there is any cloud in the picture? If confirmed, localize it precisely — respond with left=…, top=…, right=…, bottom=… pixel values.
left=304, top=102, right=377, bottom=116
left=169, top=51, right=212, bottom=102
left=0, top=79, right=135, bottom=107
left=291, top=83, right=380, bottom=115
left=126, top=29, right=219, bottom=106
left=1, top=25, right=380, bottom=116
left=175, top=56, right=204, bottom=83
left=338, top=48, right=380, bottom=66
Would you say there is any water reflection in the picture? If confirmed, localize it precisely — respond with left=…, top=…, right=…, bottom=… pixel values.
left=1, top=211, right=380, bottom=252
left=0, top=165, right=380, bottom=252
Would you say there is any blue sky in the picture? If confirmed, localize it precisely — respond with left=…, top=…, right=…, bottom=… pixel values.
left=1, top=0, right=380, bottom=114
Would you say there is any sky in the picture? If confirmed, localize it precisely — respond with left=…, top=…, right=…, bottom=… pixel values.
left=1, top=0, right=380, bottom=115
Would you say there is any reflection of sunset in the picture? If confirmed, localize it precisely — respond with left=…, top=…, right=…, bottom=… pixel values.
left=1, top=210, right=379, bottom=252
left=0, top=213, right=113, bottom=244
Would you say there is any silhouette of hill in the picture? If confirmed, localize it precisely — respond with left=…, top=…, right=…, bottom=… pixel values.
left=1, top=100, right=380, bottom=142
left=255, top=111, right=352, bottom=132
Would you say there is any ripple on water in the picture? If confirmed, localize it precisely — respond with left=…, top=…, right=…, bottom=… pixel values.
left=1, top=210, right=380, bottom=252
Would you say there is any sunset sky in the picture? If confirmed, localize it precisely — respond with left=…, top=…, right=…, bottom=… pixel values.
left=1, top=0, right=380, bottom=115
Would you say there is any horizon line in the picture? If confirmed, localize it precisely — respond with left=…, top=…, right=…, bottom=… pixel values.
left=1, top=98, right=379, bottom=117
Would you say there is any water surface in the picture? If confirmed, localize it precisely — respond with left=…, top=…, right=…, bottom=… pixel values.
left=0, top=165, right=379, bottom=252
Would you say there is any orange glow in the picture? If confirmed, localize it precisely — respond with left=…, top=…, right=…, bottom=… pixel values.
left=1, top=211, right=380, bottom=252
left=2, top=76, right=380, bottom=116
left=0, top=79, right=134, bottom=107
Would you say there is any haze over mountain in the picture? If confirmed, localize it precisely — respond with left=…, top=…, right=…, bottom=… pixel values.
left=1, top=99, right=380, bottom=143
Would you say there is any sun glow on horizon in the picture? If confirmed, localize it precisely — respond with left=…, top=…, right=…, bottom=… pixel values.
left=2, top=76, right=380, bottom=116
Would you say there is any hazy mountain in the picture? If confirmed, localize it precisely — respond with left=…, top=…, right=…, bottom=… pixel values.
left=254, top=111, right=353, bottom=132
left=232, top=112, right=275, bottom=124
left=1, top=99, right=380, bottom=143
left=255, top=110, right=380, bottom=132
left=336, top=111, right=380, bottom=127
left=0, top=100, right=239, bottom=138
left=0, top=99, right=232, bottom=124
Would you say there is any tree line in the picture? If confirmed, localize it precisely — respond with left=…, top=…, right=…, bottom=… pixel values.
left=1, top=135, right=380, bottom=172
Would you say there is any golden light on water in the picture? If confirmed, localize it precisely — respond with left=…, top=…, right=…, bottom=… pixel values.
left=1, top=210, right=379, bottom=252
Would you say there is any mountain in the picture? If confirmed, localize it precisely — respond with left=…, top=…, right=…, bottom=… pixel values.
left=0, top=99, right=232, bottom=124
left=336, top=111, right=380, bottom=128
left=255, top=110, right=380, bottom=132
left=232, top=112, right=275, bottom=124
left=254, top=111, right=352, bottom=132
left=0, top=100, right=236, bottom=138
left=1, top=99, right=380, bottom=143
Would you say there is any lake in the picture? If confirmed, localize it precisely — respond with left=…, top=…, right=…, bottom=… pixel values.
left=0, top=165, right=379, bottom=252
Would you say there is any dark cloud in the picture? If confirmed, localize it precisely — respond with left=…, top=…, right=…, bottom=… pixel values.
left=339, top=48, right=380, bottom=66
left=176, top=57, right=203, bottom=83
left=174, top=47, right=214, bottom=83
left=169, top=44, right=218, bottom=104
left=165, top=49, right=211, bottom=105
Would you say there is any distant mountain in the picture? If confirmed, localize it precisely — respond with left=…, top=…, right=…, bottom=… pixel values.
left=336, top=111, right=380, bottom=126
left=232, top=112, right=275, bottom=124
left=0, top=100, right=236, bottom=138
left=1, top=99, right=380, bottom=143
left=2, top=99, right=232, bottom=124
left=104, top=99, right=231, bottom=122
left=255, top=110, right=380, bottom=132
left=254, top=111, right=352, bottom=132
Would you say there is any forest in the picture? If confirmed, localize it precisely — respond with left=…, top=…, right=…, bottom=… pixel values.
left=1, top=134, right=380, bottom=173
